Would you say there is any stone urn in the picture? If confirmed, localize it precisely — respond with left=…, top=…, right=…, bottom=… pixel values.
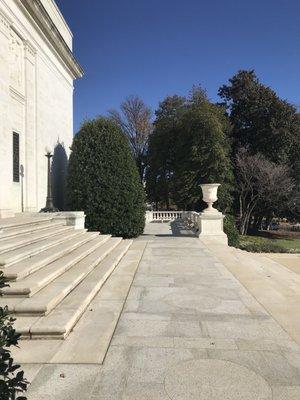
left=200, top=183, right=220, bottom=213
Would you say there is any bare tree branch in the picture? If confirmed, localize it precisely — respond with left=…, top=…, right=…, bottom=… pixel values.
left=235, top=147, right=295, bottom=234
left=108, top=96, right=153, bottom=180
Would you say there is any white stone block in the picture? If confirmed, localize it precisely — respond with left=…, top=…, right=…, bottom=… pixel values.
left=51, top=212, right=86, bottom=230
left=197, top=211, right=228, bottom=245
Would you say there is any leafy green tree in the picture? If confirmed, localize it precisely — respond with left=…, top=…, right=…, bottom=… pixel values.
left=219, top=70, right=300, bottom=169
left=223, top=215, right=240, bottom=246
left=66, top=117, right=146, bottom=238
left=172, top=88, right=233, bottom=210
left=146, top=95, right=185, bottom=209
left=146, top=88, right=233, bottom=211
left=0, top=272, right=28, bottom=400
left=219, top=70, right=300, bottom=223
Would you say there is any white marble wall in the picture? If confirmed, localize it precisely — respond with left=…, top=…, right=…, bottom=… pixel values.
left=0, top=0, right=77, bottom=217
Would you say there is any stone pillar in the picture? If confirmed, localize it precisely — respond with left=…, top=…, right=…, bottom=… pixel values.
left=145, top=211, right=153, bottom=223
left=0, top=11, right=14, bottom=218
left=24, top=41, right=37, bottom=212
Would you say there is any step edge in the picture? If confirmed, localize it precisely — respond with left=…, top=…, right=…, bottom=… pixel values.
left=0, top=226, right=74, bottom=254
left=0, top=221, right=65, bottom=239
left=2, top=232, right=99, bottom=281
left=12, top=237, right=121, bottom=314
left=0, top=230, right=84, bottom=272
left=29, top=240, right=131, bottom=336
left=0, top=217, right=54, bottom=230
left=0, top=229, right=85, bottom=267
left=3, top=234, right=107, bottom=296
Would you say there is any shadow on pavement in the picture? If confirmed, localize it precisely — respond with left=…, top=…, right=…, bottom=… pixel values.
left=153, top=220, right=197, bottom=238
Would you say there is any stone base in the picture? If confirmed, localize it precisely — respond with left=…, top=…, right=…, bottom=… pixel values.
left=197, top=211, right=228, bottom=245
left=52, top=211, right=86, bottom=230
left=199, top=234, right=228, bottom=246
left=33, top=211, right=86, bottom=230
left=0, top=209, right=15, bottom=218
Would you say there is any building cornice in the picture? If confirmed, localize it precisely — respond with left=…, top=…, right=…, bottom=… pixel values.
left=19, top=0, right=83, bottom=79
left=0, top=8, right=13, bottom=37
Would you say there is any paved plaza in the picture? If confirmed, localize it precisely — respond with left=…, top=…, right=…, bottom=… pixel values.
left=22, top=221, right=300, bottom=399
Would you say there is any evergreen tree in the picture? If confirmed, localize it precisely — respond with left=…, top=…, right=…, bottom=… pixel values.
left=219, top=70, right=300, bottom=222
left=219, top=70, right=300, bottom=168
left=146, top=88, right=233, bottom=211
left=172, top=88, right=233, bottom=210
left=146, top=95, right=185, bottom=209
left=66, top=117, right=145, bottom=238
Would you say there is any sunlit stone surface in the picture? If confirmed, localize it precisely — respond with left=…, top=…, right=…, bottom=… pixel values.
left=164, top=359, right=272, bottom=400
left=0, top=0, right=82, bottom=216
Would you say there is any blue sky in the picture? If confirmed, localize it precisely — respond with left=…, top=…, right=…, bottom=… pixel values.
left=56, top=0, right=300, bottom=133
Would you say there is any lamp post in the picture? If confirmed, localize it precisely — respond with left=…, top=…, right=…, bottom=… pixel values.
left=40, top=147, right=58, bottom=213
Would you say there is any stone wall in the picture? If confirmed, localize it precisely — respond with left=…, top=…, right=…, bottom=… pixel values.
left=0, top=0, right=81, bottom=217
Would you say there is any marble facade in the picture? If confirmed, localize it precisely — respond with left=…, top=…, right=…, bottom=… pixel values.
left=0, top=0, right=82, bottom=217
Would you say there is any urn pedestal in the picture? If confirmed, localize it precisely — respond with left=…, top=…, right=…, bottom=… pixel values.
left=198, top=184, right=228, bottom=245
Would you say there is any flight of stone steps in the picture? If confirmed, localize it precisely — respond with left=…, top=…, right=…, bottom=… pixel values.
left=0, top=214, right=132, bottom=340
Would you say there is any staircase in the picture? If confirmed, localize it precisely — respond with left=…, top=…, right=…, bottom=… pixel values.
left=0, top=214, right=132, bottom=339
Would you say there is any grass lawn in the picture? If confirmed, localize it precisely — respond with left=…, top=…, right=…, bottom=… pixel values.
left=239, top=234, right=300, bottom=253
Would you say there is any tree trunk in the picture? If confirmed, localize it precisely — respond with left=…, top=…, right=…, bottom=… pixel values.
left=166, top=196, right=170, bottom=210
left=244, top=213, right=251, bottom=235
left=252, top=215, right=259, bottom=231
left=256, top=215, right=263, bottom=230
left=239, top=213, right=249, bottom=235
left=265, top=215, right=273, bottom=230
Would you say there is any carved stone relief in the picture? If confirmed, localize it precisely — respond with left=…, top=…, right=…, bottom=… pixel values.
left=9, top=29, right=24, bottom=94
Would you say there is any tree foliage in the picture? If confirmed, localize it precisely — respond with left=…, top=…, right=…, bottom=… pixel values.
left=66, top=117, right=146, bottom=238
left=0, top=272, right=28, bottom=400
left=219, top=70, right=300, bottom=167
left=146, top=95, right=185, bottom=209
left=219, top=70, right=300, bottom=227
left=146, top=88, right=233, bottom=211
left=108, top=96, right=153, bottom=180
left=223, top=215, right=240, bottom=246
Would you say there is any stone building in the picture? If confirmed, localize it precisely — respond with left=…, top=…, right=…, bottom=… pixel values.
left=0, top=0, right=83, bottom=217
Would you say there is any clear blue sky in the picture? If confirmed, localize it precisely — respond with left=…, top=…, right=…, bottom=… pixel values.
left=56, top=0, right=300, bottom=134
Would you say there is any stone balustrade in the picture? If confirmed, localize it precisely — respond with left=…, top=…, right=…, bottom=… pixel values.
left=147, top=209, right=227, bottom=245
left=182, top=211, right=200, bottom=228
left=145, top=211, right=183, bottom=222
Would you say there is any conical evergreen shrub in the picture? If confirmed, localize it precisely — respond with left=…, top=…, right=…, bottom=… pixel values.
left=66, top=117, right=145, bottom=238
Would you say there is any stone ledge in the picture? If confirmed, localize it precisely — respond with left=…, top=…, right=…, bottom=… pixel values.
left=34, top=211, right=86, bottom=230
left=19, top=0, right=83, bottom=78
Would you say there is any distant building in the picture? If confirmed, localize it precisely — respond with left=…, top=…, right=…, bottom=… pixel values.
left=0, top=0, right=83, bottom=217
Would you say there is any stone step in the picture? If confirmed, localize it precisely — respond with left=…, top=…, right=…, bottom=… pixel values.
left=2, top=231, right=91, bottom=281
left=29, top=239, right=132, bottom=339
left=2, top=234, right=110, bottom=296
left=0, top=220, right=63, bottom=240
left=50, top=241, right=146, bottom=363
left=13, top=237, right=123, bottom=315
left=0, top=224, right=69, bottom=254
left=0, top=215, right=53, bottom=230
left=0, top=228, right=83, bottom=268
